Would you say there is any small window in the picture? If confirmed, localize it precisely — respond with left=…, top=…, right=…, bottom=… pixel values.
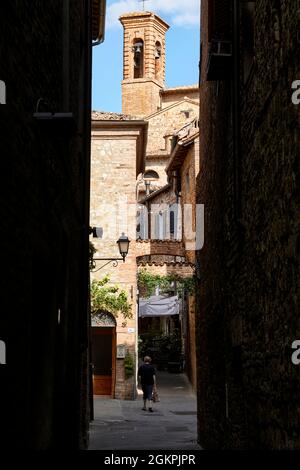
left=143, top=170, right=159, bottom=180
left=137, top=206, right=148, bottom=240
left=170, top=211, right=175, bottom=235
left=169, top=204, right=180, bottom=240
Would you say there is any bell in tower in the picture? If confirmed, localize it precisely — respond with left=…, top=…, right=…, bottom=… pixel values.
left=132, top=40, right=144, bottom=78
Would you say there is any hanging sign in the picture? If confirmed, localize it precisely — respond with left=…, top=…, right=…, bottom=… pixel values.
left=0, top=340, right=6, bottom=364
left=117, top=344, right=126, bottom=358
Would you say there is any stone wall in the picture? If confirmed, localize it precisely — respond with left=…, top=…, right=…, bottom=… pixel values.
left=90, top=122, right=145, bottom=399
left=146, top=100, right=199, bottom=154
left=197, top=0, right=300, bottom=450
left=161, top=88, right=200, bottom=109
left=143, top=156, right=169, bottom=187
left=0, top=0, right=92, bottom=449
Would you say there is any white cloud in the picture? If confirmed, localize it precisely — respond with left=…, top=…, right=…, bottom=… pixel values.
left=106, top=0, right=200, bottom=29
left=172, top=11, right=200, bottom=27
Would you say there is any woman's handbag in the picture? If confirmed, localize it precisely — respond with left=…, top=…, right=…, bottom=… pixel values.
left=152, top=387, right=160, bottom=403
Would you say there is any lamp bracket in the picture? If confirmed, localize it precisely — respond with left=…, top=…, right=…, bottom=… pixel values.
left=90, top=257, right=124, bottom=272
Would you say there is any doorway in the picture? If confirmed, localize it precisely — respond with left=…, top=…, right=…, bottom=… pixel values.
left=91, top=313, right=116, bottom=396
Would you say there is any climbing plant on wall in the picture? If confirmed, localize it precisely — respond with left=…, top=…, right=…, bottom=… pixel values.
left=138, top=269, right=195, bottom=298
left=90, top=276, right=132, bottom=326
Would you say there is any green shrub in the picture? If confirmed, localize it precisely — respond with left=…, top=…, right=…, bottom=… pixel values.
left=124, top=352, right=134, bottom=379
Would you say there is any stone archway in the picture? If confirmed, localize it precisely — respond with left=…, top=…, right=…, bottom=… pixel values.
left=92, top=311, right=117, bottom=328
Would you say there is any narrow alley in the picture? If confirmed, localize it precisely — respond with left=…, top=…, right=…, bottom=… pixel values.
left=89, top=371, right=200, bottom=451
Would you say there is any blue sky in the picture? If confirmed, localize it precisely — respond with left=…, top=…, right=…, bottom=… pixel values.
left=92, top=0, right=200, bottom=113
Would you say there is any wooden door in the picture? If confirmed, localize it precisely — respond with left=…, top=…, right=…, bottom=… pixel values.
left=91, top=327, right=116, bottom=396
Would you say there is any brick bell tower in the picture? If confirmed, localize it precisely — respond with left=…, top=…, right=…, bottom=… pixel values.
left=119, top=11, right=169, bottom=117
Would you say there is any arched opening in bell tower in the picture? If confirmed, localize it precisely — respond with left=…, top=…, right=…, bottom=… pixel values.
left=155, top=41, right=162, bottom=79
left=133, top=38, right=144, bottom=78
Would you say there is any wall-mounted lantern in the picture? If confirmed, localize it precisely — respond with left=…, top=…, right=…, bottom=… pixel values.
left=90, top=232, right=130, bottom=272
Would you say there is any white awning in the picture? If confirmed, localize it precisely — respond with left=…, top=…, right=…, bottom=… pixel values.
left=138, top=295, right=180, bottom=317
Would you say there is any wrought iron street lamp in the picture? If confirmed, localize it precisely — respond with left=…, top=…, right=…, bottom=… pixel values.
left=90, top=232, right=130, bottom=272
left=117, top=232, right=130, bottom=261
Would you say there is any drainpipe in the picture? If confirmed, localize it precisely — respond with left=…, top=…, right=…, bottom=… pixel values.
left=146, top=199, right=151, bottom=240
left=174, top=171, right=182, bottom=242
left=92, top=0, right=106, bottom=47
left=82, top=0, right=93, bottom=424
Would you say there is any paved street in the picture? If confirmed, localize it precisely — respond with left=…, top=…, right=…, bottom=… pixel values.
left=89, top=371, right=201, bottom=451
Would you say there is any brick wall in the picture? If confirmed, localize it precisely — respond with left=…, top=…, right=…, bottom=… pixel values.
left=136, top=239, right=185, bottom=257
left=197, top=0, right=300, bottom=450
left=120, top=12, right=169, bottom=117
left=122, top=78, right=162, bottom=117
left=115, top=349, right=137, bottom=400
left=138, top=263, right=194, bottom=278
left=120, top=12, right=168, bottom=83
